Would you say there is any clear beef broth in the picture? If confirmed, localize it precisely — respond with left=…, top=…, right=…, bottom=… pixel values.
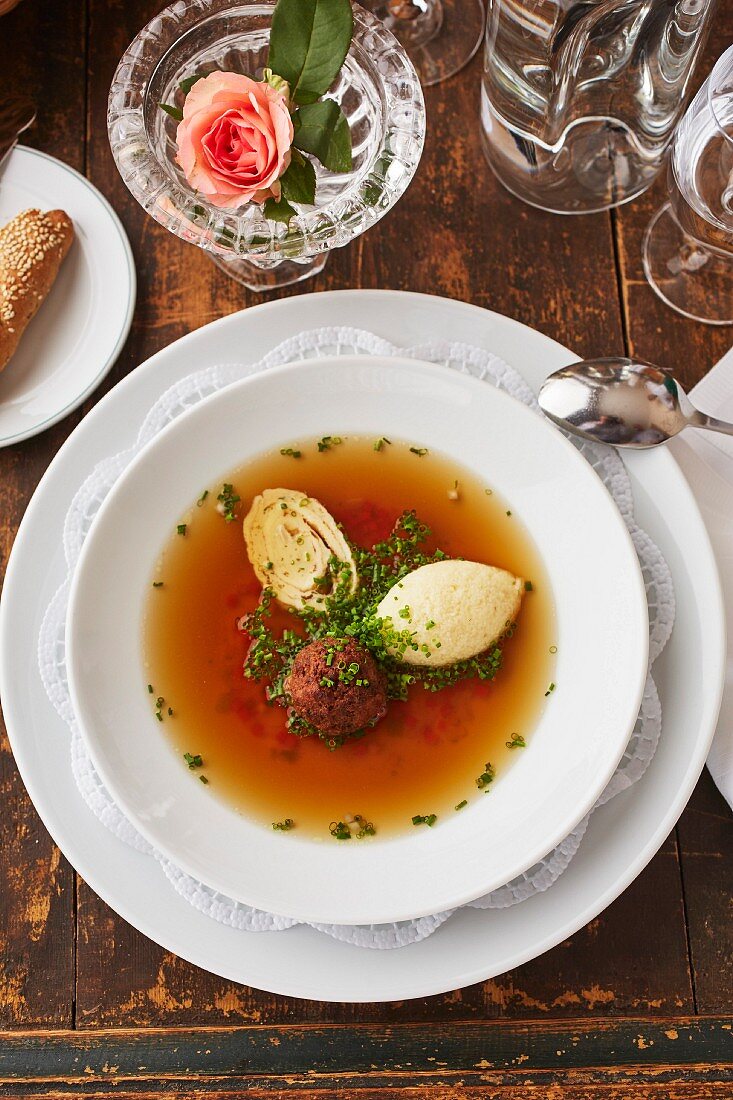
left=143, top=437, right=556, bottom=839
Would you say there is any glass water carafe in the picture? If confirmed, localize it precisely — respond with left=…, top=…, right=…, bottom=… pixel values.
left=481, top=0, right=718, bottom=214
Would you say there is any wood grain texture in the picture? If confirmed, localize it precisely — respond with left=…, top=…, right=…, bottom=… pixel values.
left=678, top=772, right=733, bottom=1014
left=8, top=1088, right=733, bottom=1100
left=0, top=1018, right=731, bottom=1088
left=0, top=0, right=84, bottom=1029
left=75, top=832, right=693, bottom=1027
left=0, top=0, right=730, bottom=1084
left=7, top=1088, right=733, bottom=1100
left=360, top=70, right=625, bottom=357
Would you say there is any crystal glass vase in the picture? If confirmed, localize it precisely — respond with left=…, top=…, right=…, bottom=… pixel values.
left=108, top=0, right=425, bottom=292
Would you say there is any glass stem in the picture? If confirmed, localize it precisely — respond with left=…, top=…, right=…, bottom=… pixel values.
left=362, top=0, right=443, bottom=50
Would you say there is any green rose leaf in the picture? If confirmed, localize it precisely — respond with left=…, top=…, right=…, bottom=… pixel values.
left=268, top=0, right=354, bottom=106
left=280, top=150, right=317, bottom=205
left=292, top=100, right=352, bottom=173
left=179, top=73, right=204, bottom=95
left=160, top=102, right=183, bottom=122
left=264, top=195, right=298, bottom=224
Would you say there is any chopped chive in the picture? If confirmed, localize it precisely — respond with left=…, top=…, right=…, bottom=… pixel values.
left=329, top=820, right=352, bottom=840
left=273, top=818, right=294, bottom=831
left=217, top=483, right=240, bottom=522
left=545, top=682, right=556, bottom=696
left=549, top=645, right=557, bottom=654
left=280, top=447, right=302, bottom=458
left=506, top=733, right=526, bottom=749
left=183, top=752, right=203, bottom=769
left=476, top=762, right=495, bottom=789
left=152, top=581, right=164, bottom=588
left=197, top=489, right=209, bottom=506
left=199, top=775, right=209, bottom=784
left=317, top=436, right=343, bottom=452
left=409, top=447, right=428, bottom=457
left=147, top=684, right=154, bottom=694
left=412, top=813, right=437, bottom=827
left=455, top=800, right=468, bottom=811
left=506, top=510, right=512, bottom=516
left=525, top=580, right=533, bottom=592
left=484, top=488, right=493, bottom=495
left=177, top=524, right=187, bottom=536
left=373, top=437, right=391, bottom=451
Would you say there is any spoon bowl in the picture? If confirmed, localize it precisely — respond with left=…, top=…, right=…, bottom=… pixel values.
left=538, top=357, right=733, bottom=449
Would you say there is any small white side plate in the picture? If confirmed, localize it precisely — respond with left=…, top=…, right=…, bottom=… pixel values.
left=0, top=145, right=135, bottom=446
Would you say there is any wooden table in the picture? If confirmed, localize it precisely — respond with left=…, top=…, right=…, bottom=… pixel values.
left=1, top=1, right=732, bottom=1095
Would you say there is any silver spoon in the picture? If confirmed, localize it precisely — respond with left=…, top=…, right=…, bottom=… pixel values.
left=538, top=356, right=733, bottom=449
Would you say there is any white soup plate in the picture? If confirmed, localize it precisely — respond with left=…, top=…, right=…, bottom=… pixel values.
left=66, top=353, right=649, bottom=926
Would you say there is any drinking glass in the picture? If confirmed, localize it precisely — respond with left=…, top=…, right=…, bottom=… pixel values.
left=481, top=0, right=718, bottom=214
left=360, top=0, right=485, bottom=86
left=108, top=0, right=425, bottom=293
left=643, top=45, right=733, bottom=325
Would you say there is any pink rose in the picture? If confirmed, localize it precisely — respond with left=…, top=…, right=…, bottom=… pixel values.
left=175, top=71, right=294, bottom=209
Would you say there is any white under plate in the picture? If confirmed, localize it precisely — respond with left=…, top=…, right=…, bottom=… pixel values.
left=0, top=291, right=725, bottom=1000
left=0, top=146, right=135, bottom=446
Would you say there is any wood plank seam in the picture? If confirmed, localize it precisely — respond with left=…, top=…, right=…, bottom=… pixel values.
left=0, top=1018, right=730, bottom=1079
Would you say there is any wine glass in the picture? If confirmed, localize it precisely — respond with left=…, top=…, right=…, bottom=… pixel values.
left=108, top=0, right=425, bottom=293
left=643, top=45, right=733, bottom=325
left=360, top=0, right=485, bottom=86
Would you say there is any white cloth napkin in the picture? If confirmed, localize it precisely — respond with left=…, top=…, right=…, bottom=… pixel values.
left=670, top=347, right=733, bottom=809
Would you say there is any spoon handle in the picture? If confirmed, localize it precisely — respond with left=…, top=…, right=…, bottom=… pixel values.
left=690, top=410, right=733, bottom=438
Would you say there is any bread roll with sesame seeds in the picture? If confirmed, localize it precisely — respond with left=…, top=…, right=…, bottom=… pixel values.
left=0, top=208, right=74, bottom=371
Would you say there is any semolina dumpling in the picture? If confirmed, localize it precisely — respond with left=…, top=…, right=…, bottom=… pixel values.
left=376, top=559, right=524, bottom=667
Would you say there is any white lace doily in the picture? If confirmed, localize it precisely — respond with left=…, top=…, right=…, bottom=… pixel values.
left=38, top=327, right=674, bottom=950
